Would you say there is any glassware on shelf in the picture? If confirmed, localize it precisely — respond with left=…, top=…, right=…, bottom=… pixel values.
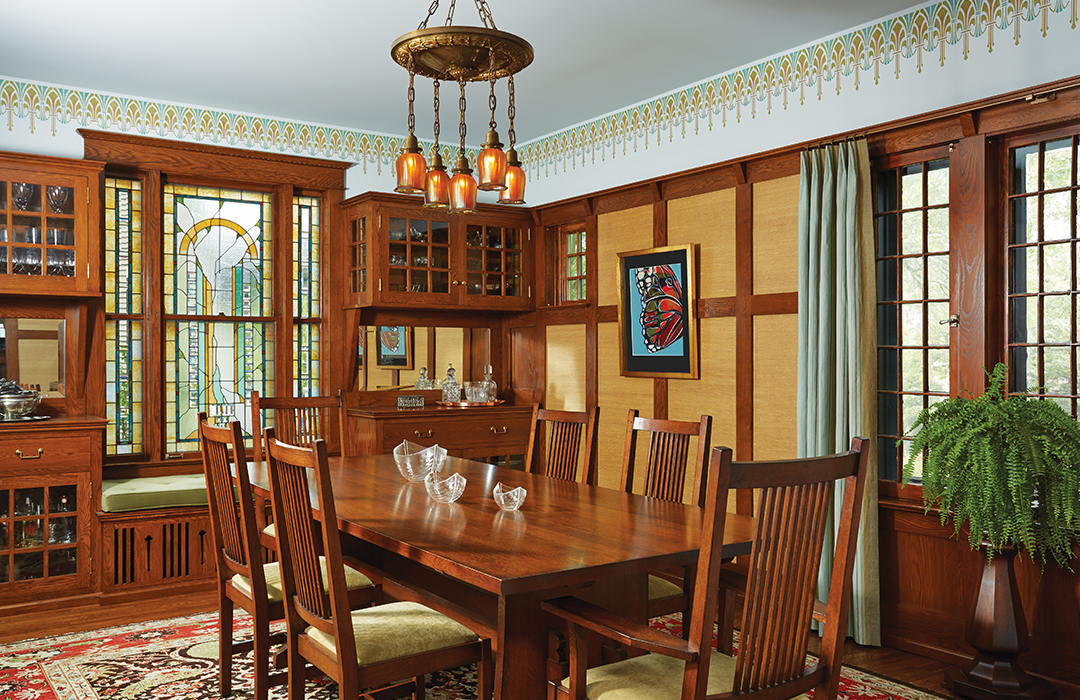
left=463, top=382, right=486, bottom=403
left=441, top=365, right=461, bottom=403
left=415, top=367, right=434, bottom=389
left=11, top=183, right=33, bottom=211
left=45, top=186, right=69, bottom=213
left=480, top=364, right=497, bottom=402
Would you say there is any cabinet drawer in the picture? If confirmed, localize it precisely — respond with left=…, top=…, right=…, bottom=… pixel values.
left=0, top=436, right=92, bottom=470
left=381, top=412, right=532, bottom=454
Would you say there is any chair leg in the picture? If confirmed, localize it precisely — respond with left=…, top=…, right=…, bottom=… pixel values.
left=478, top=638, right=494, bottom=700
left=286, top=631, right=306, bottom=700
left=218, top=593, right=233, bottom=698
left=253, top=613, right=271, bottom=700
left=717, top=587, right=736, bottom=655
left=412, top=674, right=426, bottom=700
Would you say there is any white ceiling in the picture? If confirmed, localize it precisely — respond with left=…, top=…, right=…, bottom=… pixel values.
left=3, top=0, right=922, bottom=147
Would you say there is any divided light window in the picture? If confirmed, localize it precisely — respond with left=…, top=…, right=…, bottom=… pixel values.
left=1007, top=131, right=1080, bottom=414
left=875, top=157, right=951, bottom=480
left=561, top=226, right=587, bottom=302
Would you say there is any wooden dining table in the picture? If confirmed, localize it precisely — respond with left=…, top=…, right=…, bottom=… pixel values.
left=245, top=453, right=754, bottom=700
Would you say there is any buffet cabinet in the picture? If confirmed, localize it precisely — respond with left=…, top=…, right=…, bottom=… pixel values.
left=0, top=152, right=104, bottom=296
left=0, top=417, right=104, bottom=604
left=343, top=192, right=534, bottom=312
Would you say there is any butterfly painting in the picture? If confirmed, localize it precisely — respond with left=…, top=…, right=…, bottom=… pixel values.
left=635, top=264, right=685, bottom=353
left=375, top=326, right=412, bottom=369
left=618, top=245, right=698, bottom=378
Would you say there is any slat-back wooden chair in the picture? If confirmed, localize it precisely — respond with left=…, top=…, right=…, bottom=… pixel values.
left=525, top=404, right=600, bottom=485
left=250, top=390, right=343, bottom=464
left=264, top=427, right=493, bottom=700
left=199, top=412, right=287, bottom=700
left=620, top=409, right=712, bottom=621
left=542, top=437, right=870, bottom=700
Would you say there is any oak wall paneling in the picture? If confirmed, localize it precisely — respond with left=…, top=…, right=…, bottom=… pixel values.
left=668, top=189, right=736, bottom=299
left=751, top=314, right=799, bottom=460
left=596, top=322, right=653, bottom=489
left=545, top=324, right=587, bottom=411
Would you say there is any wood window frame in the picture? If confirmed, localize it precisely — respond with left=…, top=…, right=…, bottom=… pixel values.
left=556, top=222, right=589, bottom=305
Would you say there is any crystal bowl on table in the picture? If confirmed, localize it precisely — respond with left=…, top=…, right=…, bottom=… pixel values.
left=392, top=440, right=447, bottom=482
left=0, top=380, right=41, bottom=420
left=493, top=482, right=527, bottom=511
left=425, top=471, right=466, bottom=503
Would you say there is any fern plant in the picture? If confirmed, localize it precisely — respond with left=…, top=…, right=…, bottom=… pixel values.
left=902, top=363, right=1080, bottom=569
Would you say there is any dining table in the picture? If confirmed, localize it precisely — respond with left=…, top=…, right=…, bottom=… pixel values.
left=245, top=453, right=755, bottom=700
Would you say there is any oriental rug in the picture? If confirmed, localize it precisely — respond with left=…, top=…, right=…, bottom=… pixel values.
left=0, top=611, right=949, bottom=700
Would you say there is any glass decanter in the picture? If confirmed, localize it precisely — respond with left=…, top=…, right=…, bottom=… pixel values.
left=441, top=364, right=461, bottom=403
left=415, top=367, right=434, bottom=390
left=480, top=364, right=497, bottom=402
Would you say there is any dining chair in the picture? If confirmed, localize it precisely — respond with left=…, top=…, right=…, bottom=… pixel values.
left=250, top=390, right=345, bottom=549
left=199, top=414, right=379, bottom=700
left=542, top=436, right=870, bottom=700
left=524, top=404, right=600, bottom=485
left=264, top=427, right=493, bottom=700
left=619, top=409, right=712, bottom=622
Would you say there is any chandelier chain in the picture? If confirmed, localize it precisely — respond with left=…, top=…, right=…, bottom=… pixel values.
left=458, top=79, right=468, bottom=155
left=507, top=74, right=516, bottom=147
left=407, top=56, right=416, bottom=136
left=417, top=0, right=498, bottom=31
left=474, top=0, right=497, bottom=29
left=419, top=0, right=440, bottom=30
left=445, top=0, right=457, bottom=26
left=433, top=79, right=441, bottom=148
left=487, top=50, right=498, bottom=130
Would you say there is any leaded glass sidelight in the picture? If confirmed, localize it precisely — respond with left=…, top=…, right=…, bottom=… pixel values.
left=293, top=195, right=321, bottom=397
left=104, top=178, right=144, bottom=455
left=1007, top=134, right=1079, bottom=414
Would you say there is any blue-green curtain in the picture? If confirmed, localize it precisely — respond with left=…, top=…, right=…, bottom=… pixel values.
left=797, top=139, right=880, bottom=646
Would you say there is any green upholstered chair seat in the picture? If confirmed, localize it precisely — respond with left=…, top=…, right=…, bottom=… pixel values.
left=647, top=574, right=683, bottom=600
left=305, top=601, right=478, bottom=666
left=100, top=474, right=209, bottom=513
left=562, top=649, right=810, bottom=700
left=231, top=558, right=373, bottom=603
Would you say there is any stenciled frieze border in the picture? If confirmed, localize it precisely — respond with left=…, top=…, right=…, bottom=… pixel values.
left=1, top=0, right=1075, bottom=184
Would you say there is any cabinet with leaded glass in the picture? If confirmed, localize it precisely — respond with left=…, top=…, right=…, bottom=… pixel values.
left=343, top=192, right=533, bottom=311
left=0, top=152, right=104, bottom=296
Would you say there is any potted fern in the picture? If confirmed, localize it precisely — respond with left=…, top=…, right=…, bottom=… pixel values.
left=902, top=362, right=1080, bottom=700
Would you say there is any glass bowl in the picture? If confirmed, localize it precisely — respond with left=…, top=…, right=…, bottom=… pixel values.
left=0, top=391, right=41, bottom=420
left=493, top=482, right=527, bottom=511
left=425, top=471, right=466, bottom=503
left=393, top=440, right=447, bottom=482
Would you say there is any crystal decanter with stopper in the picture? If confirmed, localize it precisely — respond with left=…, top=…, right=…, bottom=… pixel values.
left=415, top=367, right=434, bottom=389
left=441, top=364, right=461, bottom=403
left=480, top=364, right=497, bottom=402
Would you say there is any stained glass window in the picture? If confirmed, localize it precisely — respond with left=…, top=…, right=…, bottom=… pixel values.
left=104, top=178, right=143, bottom=455
left=163, top=185, right=274, bottom=453
left=293, top=196, right=321, bottom=397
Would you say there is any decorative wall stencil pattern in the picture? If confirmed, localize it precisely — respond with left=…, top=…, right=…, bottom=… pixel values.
left=0, top=0, right=1075, bottom=184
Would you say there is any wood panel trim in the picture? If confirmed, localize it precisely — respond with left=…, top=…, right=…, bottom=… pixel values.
left=734, top=182, right=754, bottom=463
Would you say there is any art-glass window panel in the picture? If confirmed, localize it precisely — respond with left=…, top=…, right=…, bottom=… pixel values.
left=106, top=320, right=143, bottom=455
left=875, top=157, right=951, bottom=480
left=164, top=321, right=274, bottom=454
left=562, top=228, right=587, bottom=302
left=294, top=322, right=320, bottom=397
left=104, top=178, right=142, bottom=316
left=1007, top=134, right=1079, bottom=415
left=163, top=185, right=272, bottom=317
left=293, top=195, right=320, bottom=318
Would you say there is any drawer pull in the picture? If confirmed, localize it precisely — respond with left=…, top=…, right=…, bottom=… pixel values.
left=490, top=426, right=508, bottom=435
left=16, top=448, right=44, bottom=460
left=414, top=429, right=434, bottom=438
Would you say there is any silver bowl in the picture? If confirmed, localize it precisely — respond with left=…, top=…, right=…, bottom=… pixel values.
left=0, top=392, right=42, bottom=419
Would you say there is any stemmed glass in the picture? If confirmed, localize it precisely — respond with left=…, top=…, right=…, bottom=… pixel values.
left=11, top=183, right=33, bottom=210
left=46, top=186, right=69, bottom=213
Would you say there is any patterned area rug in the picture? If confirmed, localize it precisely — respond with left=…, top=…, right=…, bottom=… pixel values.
left=0, top=611, right=948, bottom=700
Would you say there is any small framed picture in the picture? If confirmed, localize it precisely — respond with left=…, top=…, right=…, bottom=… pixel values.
left=616, top=244, right=699, bottom=379
left=375, top=325, right=413, bottom=370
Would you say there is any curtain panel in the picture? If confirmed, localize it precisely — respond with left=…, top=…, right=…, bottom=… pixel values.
left=796, top=139, right=880, bottom=646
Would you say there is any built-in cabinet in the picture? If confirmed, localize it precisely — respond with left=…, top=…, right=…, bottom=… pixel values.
left=344, top=192, right=534, bottom=311
left=0, top=152, right=104, bottom=296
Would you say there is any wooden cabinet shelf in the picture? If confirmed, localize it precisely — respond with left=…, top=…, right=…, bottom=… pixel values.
left=0, top=152, right=104, bottom=297
left=343, top=192, right=533, bottom=312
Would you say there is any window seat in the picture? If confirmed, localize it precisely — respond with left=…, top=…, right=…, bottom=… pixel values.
left=100, top=474, right=209, bottom=513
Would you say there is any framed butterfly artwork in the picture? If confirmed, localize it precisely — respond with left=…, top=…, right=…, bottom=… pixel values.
left=374, top=325, right=413, bottom=370
left=616, top=244, right=699, bottom=378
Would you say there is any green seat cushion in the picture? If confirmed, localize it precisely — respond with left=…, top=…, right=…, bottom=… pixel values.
left=232, top=559, right=373, bottom=603
left=562, top=649, right=811, bottom=700
left=306, top=601, right=478, bottom=665
left=100, top=474, right=209, bottom=513
left=647, top=574, right=683, bottom=601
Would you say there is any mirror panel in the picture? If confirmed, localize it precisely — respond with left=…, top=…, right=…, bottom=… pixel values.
left=0, top=318, right=65, bottom=397
left=361, top=326, right=487, bottom=391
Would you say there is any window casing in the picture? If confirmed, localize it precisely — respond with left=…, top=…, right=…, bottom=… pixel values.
left=559, top=225, right=587, bottom=303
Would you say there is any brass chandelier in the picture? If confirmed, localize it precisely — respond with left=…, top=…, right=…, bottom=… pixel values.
left=391, top=0, right=533, bottom=212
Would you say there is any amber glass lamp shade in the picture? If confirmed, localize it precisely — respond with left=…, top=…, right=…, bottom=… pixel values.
left=424, top=168, right=449, bottom=209
left=477, top=130, right=508, bottom=191
left=448, top=172, right=477, bottom=213
left=498, top=148, right=526, bottom=204
left=394, top=135, right=426, bottom=194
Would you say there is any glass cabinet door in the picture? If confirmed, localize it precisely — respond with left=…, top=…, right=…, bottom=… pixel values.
left=1, top=181, right=77, bottom=282
left=464, top=223, right=525, bottom=301
left=0, top=473, right=90, bottom=590
left=382, top=214, right=453, bottom=300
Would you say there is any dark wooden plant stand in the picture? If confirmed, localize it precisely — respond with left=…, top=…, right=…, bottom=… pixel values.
left=944, top=544, right=1057, bottom=700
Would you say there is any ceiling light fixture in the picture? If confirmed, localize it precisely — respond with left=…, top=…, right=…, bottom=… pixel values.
left=391, top=0, right=533, bottom=210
